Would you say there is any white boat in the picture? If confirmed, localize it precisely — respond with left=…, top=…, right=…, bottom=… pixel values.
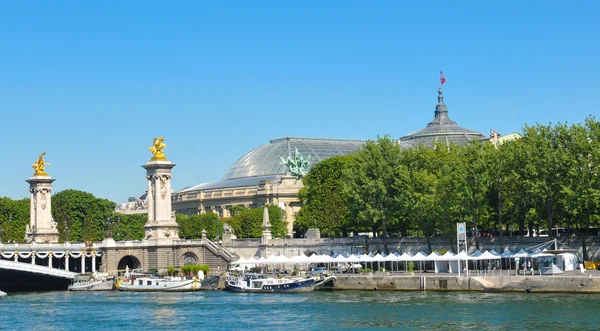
left=225, top=273, right=315, bottom=293
left=68, top=278, right=115, bottom=291
left=0, top=290, right=6, bottom=297
left=117, top=276, right=201, bottom=292
left=68, top=273, right=115, bottom=291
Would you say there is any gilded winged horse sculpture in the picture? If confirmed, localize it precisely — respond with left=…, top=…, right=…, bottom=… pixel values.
left=149, top=137, right=168, bottom=160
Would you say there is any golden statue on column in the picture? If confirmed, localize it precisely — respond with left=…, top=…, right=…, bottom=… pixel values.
left=149, top=137, right=168, bottom=161
left=32, top=152, right=50, bottom=176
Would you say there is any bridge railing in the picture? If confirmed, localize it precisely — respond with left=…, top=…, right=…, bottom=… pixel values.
left=0, top=242, right=101, bottom=251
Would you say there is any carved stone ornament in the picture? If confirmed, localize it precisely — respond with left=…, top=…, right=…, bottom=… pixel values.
left=40, top=189, right=47, bottom=210
left=160, top=176, right=168, bottom=200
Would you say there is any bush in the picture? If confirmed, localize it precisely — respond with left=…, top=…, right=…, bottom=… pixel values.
left=180, top=264, right=210, bottom=277
left=359, top=268, right=372, bottom=273
left=407, top=262, right=415, bottom=272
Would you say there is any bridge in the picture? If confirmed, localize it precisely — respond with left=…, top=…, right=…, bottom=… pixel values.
left=0, top=259, right=76, bottom=279
left=0, top=259, right=77, bottom=292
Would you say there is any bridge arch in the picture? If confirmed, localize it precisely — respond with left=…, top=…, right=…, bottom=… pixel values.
left=177, top=248, right=202, bottom=266
left=117, top=255, right=142, bottom=271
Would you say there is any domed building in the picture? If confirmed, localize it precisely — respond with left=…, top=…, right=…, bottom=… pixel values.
left=171, top=137, right=365, bottom=234
left=399, top=88, right=486, bottom=148
left=124, top=88, right=491, bottom=235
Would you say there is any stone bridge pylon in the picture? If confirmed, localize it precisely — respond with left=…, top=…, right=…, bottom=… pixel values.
left=101, top=137, right=233, bottom=275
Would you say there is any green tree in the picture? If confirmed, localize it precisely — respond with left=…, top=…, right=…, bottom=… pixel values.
left=52, top=189, right=116, bottom=242
left=460, top=141, right=495, bottom=250
left=343, top=135, right=401, bottom=253
left=295, top=155, right=351, bottom=237
left=227, top=205, right=287, bottom=238
left=521, top=123, right=568, bottom=238
left=559, top=117, right=600, bottom=259
left=112, top=213, right=146, bottom=241
left=0, top=197, right=29, bottom=243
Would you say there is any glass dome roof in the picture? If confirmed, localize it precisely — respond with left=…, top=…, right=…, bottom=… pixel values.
left=222, top=137, right=364, bottom=181
left=399, top=88, right=486, bottom=148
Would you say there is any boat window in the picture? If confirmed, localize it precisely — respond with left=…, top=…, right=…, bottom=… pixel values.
left=138, top=280, right=143, bottom=285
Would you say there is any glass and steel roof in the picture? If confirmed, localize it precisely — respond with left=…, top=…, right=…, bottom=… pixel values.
left=222, top=137, right=364, bottom=181
left=178, top=175, right=278, bottom=193
left=398, top=88, right=486, bottom=148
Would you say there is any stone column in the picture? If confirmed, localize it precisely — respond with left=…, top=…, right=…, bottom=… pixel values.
left=81, top=254, right=85, bottom=273
left=259, top=206, right=272, bottom=258
left=142, top=160, right=179, bottom=244
left=49, top=252, right=53, bottom=268
left=65, top=254, right=70, bottom=272
left=92, top=253, right=96, bottom=273
left=26, top=176, right=59, bottom=243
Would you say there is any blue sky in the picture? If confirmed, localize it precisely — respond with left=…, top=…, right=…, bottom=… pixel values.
left=1, top=1, right=598, bottom=203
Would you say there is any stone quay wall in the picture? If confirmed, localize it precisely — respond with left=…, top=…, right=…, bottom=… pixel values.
left=331, top=274, right=600, bottom=293
left=225, top=236, right=600, bottom=260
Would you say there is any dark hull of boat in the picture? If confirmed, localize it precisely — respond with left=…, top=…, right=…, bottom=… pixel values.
left=314, top=276, right=336, bottom=290
left=226, top=278, right=315, bottom=293
left=198, top=276, right=221, bottom=290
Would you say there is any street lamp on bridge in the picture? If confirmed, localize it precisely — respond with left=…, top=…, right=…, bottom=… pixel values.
left=7, top=216, right=12, bottom=243
left=105, top=216, right=120, bottom=239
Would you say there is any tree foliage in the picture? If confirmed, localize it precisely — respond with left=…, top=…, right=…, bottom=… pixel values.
left=226, top=205, right=287, bottom=238
left=295, top=115, right=600, bottom=252
left=177, top=212, right=223, bottom=240
left=295, top=155, right=351, bottom=237
left=343, top=135, right=400, bottom=252
left=52, top=189, right=116, bottom=242
left=0, top=197, right=29, bottom=242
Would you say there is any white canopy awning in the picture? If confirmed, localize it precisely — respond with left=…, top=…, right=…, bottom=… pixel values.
left=471, top=250, right=501, bottom=260
left=512, top=249, right=530, bottom=258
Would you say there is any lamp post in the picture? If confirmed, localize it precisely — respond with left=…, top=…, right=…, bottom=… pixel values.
left=498, top=178, right=503, bottom=253
left=105, top=217, right=112, bottom=238
left=105, top=216, right=120, bottom=240
left=8, top=216, right=12, bottom=243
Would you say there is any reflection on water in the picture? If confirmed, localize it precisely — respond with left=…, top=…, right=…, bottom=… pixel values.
left=152, top=308, right=177, bottom=326
left=2, top=291, right=600, bottom=330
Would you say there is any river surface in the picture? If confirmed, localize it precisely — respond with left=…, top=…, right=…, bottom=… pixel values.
left=1, top=290, right=598, bottom=330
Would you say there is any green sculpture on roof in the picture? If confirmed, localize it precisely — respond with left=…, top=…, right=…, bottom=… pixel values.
left=280, top=148, right=311, bottom=179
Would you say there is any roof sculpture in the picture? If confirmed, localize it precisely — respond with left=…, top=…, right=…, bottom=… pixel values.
left=222, top=137, right=364, bottom=181
left=398, top=88, right=486, bottom=148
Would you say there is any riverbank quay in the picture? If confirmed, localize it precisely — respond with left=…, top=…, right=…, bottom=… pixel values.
left=332, top=270, right=600, bottom=293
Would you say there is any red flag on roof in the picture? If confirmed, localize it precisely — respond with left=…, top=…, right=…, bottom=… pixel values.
left=440, top=71, right=446, bottom=85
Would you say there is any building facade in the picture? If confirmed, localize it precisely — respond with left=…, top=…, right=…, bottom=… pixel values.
left=171, top=137, right=365, bottom=234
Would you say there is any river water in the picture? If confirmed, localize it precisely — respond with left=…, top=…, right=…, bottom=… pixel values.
left=1, top=290, right=598, bottom=330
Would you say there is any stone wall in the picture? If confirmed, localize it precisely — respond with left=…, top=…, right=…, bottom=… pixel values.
left=331, top=274, right=600, bottom=292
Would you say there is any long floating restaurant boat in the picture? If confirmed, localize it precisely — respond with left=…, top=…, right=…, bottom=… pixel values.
left=225, top=273, right=315, bottom=293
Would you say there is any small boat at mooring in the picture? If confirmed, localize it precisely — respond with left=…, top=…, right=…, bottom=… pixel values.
left=314, top=275, right=336, bottom=290
left=68, top=274, right=116, bottom=291
left=225, top=273, right=315, bottom=293
left=68, top=279, right=115, bottom=291
left=0, top=290, right=6, bottom=297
